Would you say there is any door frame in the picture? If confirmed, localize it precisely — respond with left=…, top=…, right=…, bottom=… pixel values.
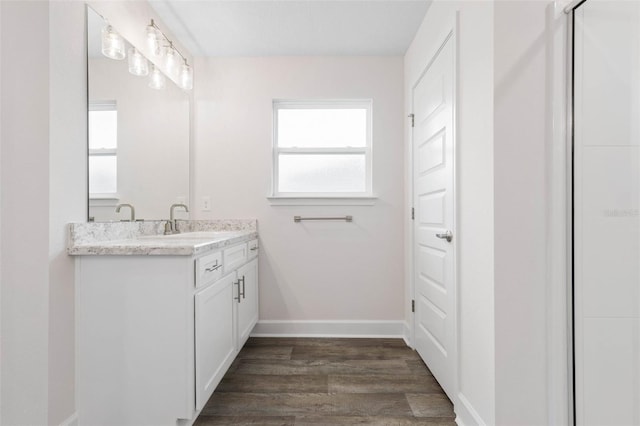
left=409, top=13, right=459, bottom=408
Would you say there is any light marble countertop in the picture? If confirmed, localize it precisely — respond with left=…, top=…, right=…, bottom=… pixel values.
left=67, top=220, right=258, bottom=256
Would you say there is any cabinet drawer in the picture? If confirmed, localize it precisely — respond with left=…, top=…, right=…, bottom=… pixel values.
left=247, top=239, right=259, bottom=259
left=195, top=251, right=223, bottom=288
left=224, top=243, right=247, bottom=273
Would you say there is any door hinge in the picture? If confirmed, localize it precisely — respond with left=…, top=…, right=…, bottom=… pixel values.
left=411, top=299, right=415, bottom=313
left=408, top=113, right=415, bottom=128
left=411, top=207, right=415, bottom=220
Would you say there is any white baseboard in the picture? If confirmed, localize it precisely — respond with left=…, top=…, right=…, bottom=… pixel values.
left=455, top=392, right=486, bottom=426
left=251, top=320, right=406, bottom=338
left=59, top=412, right=78, bottom=426
left=402, top=321, right=412, bottom=347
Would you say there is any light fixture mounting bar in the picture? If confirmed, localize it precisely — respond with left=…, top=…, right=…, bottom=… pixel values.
left=149, top=19, right=189, bottom=65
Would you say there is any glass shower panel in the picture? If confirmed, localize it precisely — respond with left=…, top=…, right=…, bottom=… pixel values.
left=574, top=1, right=640, bottom=425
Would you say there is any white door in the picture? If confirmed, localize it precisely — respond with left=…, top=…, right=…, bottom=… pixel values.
left=574, top=1, right=640, bottom=424
left=412, top=33, right=456, bottom=399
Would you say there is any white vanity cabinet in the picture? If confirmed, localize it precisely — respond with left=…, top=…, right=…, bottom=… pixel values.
left=76, top=238, right=259, bottom=426
left=194, top=242, right=259, bottom=411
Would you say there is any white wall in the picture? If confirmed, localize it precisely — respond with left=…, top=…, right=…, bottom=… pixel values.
left=48, top=2, right=87, bottom=424
left=1, top=2, right=116, bottom=424
left=194, top=56, right=405, bottom=329
left=88, top=58, right=190, bottom=222
left=494, top=1, right=552, bottom=424
left=1, top=1, right=51, bottom=424
left=405, top=1, right=495, bottom=425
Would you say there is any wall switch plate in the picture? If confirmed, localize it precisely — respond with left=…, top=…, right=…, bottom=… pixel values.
left=202, top=196, right=211, bottom=212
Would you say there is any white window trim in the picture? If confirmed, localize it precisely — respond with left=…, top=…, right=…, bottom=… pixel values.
left=89, top=195, right=121, bottom=208
left=89, top=100, right=117, bottom=111
left=266, top=196, right=377, bottom=206
left=88, top=147, right=117, bottom=156
left=270, top=99, right=374, bottom=203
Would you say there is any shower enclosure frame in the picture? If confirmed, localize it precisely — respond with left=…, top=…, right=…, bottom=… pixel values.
left=547, top=1, right=586, bottom=424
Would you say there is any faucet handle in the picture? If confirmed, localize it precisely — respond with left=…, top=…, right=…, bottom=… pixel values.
left=164, top=220, right=173, bottom=235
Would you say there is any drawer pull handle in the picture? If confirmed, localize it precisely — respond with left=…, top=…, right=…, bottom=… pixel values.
left=205, top=262, right=222, bottom=273
left=250, top=247, right=258, bottom=251
left=234, top=279, right=242, bottom=302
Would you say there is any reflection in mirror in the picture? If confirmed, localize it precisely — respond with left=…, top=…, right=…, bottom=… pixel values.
left=87, top=6, right=190, bottom=222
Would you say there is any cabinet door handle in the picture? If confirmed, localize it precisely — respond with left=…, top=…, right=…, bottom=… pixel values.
left=240, top=276, right=246, bottom=299
left=234, top=280, right=241, bottom=302
left=250, top=246, right=258, bottom=251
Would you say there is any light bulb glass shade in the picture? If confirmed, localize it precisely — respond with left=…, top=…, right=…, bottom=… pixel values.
left=128, top=47, right=149, bottom=76
left=180, top=63, right=193, bottom=91
left=148, top=65, right=166, bottom=90
left=165, top=47, right=179, bottom=77
left=146, top=24, right=161, bottom=56
left=101, top=25, right=126, bottom=60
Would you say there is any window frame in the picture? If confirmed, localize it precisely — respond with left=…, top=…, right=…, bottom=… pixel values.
left=88, top=100, right=119, bottom=201
left=271, top=99, right=374, bottom=200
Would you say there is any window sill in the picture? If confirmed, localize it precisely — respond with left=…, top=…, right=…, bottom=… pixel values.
left=267, top=196, right=377, bottom=206
left=89, top=194, right=120, bottom=207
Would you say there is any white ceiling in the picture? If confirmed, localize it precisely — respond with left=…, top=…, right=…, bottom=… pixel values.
left=149, top=0, right=432, bottom=57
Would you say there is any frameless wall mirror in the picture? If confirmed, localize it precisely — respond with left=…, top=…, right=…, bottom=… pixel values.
left=87, top=6, right=190, bottom=222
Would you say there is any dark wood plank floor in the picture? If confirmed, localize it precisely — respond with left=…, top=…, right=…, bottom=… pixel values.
left=195, top=337, right=456, bottom=425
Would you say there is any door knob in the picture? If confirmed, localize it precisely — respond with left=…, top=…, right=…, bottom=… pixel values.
left=435, top=230, right=453, bottom=242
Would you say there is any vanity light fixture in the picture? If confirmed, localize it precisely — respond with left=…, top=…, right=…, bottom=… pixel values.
left=165, top=44, right=179, bottom=77
left=146, top=20, right=162, bottom=56
left=101, top=24, right=126, bottom=60
left=145, top=19, right=193, bottom=91
left=128, top=47, right=149, bottom=76
left=148, top=64, right=166, bottom=90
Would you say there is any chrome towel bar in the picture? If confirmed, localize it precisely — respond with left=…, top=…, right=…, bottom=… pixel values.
left=294, top=215, right=353, bottom=223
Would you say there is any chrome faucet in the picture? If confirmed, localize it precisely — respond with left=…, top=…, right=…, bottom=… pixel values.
left=167, top=203, right=189, bottom=234
left=115, top=203, right=135, bottom=221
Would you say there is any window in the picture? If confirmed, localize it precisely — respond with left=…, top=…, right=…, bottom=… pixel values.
left=88, top=101, right=118, bottom=198
left=272, top=100, right=372, bottom=200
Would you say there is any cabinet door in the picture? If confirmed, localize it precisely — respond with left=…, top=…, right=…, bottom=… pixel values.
left=195, top=273, right=236, bottom=411
left=236, top=258, right=259, bottom=349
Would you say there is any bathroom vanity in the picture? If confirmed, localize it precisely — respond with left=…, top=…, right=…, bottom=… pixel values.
left=68, top=220, right=259, bottom=426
